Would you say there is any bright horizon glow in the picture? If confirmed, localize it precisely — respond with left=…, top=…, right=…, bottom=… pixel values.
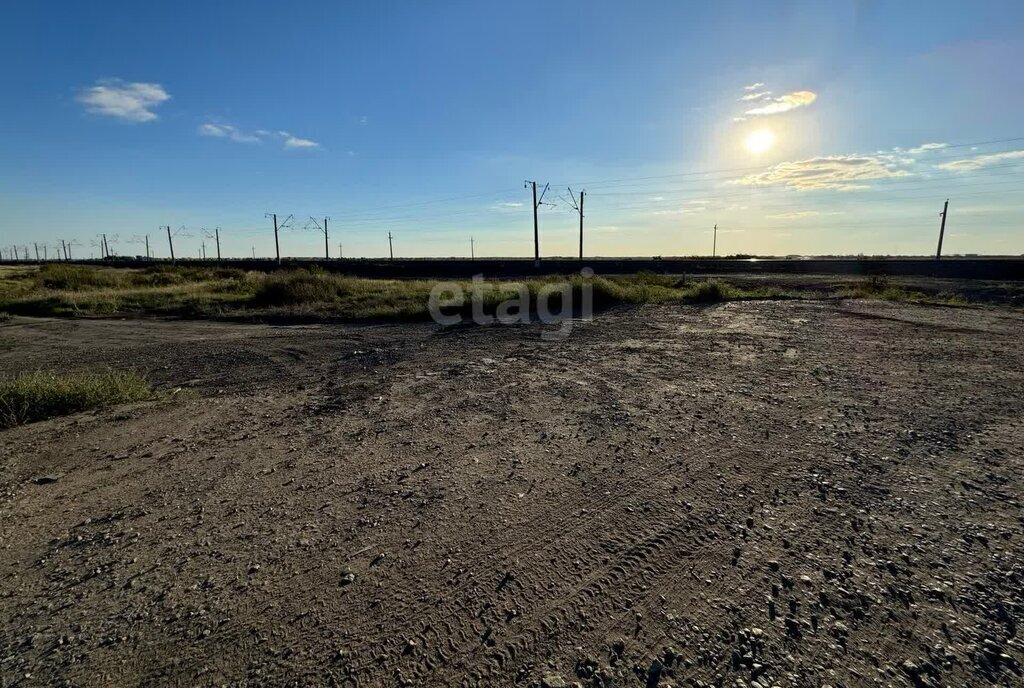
left=744, top=128, right=777, bottom=154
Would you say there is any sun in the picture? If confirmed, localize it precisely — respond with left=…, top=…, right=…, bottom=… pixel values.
left=744, top=128, right=776, bottom=154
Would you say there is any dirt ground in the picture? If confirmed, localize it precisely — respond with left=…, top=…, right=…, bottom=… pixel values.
left=1, top=299, right=1022, bottom=687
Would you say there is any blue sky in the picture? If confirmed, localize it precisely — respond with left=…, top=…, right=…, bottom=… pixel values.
left=2, top=0, right=1023, bottom=259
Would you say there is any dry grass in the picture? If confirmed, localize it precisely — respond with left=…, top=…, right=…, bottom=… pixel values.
left=0, top=370, right=154, bottom=428
left=0, top=263, right=986, bottom=321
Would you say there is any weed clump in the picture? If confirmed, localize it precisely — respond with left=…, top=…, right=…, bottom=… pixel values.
left=252, top=268, right=346, bottom=306
left=0, top=370, right=155, bottom=428
left=35, top=264, right=127, bottom=290
left=683, top=279, right=736, bottom=303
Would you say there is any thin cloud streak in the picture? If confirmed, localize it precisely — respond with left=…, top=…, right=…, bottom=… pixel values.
left=734, top=153, right=913, bottom=190
left=744, top=90, right=817, bottom=116
left=935, top=149, right=1024, bottom=172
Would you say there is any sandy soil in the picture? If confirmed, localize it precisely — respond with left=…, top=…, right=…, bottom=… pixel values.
left=1, top=300, right=1022, bottom=687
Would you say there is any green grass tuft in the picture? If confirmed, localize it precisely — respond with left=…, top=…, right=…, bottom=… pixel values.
left=0, top=370, right=155, bottom=428
left=683, top=279, right=736, bottom=303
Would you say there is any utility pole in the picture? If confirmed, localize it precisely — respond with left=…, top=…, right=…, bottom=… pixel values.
left=532, top=182, right=538, bottom=266
left=265, top=213, right=292, bottom=264
left=525, top=180, right=550, bottom=267
left=215, top=227, right=221, bottom=261
left=713, top=224, right=718, bottom=258
left=166, top=226, right=176, bottom=264
left=145, top=234, right=150, bottom=258
left=101, top=233, right=109, bottom=259
left=34, top=243, right=39, bottom=261
left=388, top=231, right=394, bottom=260
left=201, top=241, right=206, bottom=260
left=43, top=245, right=47, bottom=261
left=579, top=190, right=585, bottom=260
left=339, top=242, right=343, bottom=259
left=252, top=246, right=256, bottom=259
left=307, top=216, right=330, bottom=259
left=273, top=213, right=280, bottom=264
left=936, top=199, right=949, bottom=260
left=567, top=187, right=586, bottom=260
left=471, top=236, right=475, bottom=260
left=61, top=240, right=67, bottom=261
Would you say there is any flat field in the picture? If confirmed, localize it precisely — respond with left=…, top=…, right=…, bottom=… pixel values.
left=1, top=296, right=1022, bottom=686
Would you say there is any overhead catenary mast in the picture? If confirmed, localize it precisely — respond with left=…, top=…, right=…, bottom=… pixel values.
left=936, top=199, right=949, bottom=260
left=566, top=187, right=586, bottom=260
left=525, top=180, right=552, bottom=267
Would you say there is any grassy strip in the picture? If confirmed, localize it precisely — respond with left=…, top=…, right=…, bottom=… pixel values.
left=0, top=370, right=155, bottom=428
left=0, top=263, right=995, bottom=321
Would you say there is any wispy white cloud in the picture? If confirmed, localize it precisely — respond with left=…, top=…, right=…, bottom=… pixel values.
left=766, top=210, right=845, bottom=219
left=197, top=123, right=260, bottom=143
left=493, top=201, right=524, bottom=211
left=907, top=142, right=948, bottom=154
left=198, top=123, right=320, bottom=149
left=652, top=199, right=712, bottom=216
left=935, top=149, right=1024, bottom=172
left=740, top=91, right=772, bottom=102
left=77, top=79, right=170, bottom=122
left=281, top=133, right=320, bottom=149
left=744, top=82, right=765, bottom=91
left=744, top=90, right=817, bottom=116
left=734, top=153, right=913, bottom=190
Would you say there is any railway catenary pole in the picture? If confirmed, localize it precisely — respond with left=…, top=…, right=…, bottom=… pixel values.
left=166, top=226, right=176, bottom=264
left=936, top=199, right=949, bottom=260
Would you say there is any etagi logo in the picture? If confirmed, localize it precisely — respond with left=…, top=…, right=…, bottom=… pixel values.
left=428, top=268, right=595, bottom=340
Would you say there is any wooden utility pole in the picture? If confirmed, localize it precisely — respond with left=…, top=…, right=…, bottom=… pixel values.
left=61, top=240, right=67, bottom=261
left=34, top=243, right=39, bottom=261
left=388, top=231, right=394, bottom=260
left=166, top=226, right=176, bottom=264
left=936, top=199, right=949, bottom=260
left=713, top=224, right=718, bottom=258
left=101, top=233, right=109, bottom=259
left=215, top=227, right=221, bottom=261
left=201, top=241, right=206, bottom=260
left=338, top=242, right=343, bottom=259
left=251, top=246, right=256, bottom=259
left=471, top=236, right=475, bottom=260
left=324, top=217, right=329, bottom=259
left=145, top=234, right=150, bottom=258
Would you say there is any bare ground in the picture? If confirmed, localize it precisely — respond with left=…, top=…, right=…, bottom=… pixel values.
left=1, top=299, right=1022, bottom=687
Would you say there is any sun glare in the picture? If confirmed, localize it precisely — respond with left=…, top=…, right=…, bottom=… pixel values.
left=744, top=128, right=776, bottom=154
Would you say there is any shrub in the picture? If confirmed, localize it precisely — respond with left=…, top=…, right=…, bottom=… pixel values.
left=35, top=264, right=127, bottom=290
left=684, top=279, right=736, bottom=303
left=0, top=370, right=154, bottom=428
left=252, top=269, right=344, bottom=306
